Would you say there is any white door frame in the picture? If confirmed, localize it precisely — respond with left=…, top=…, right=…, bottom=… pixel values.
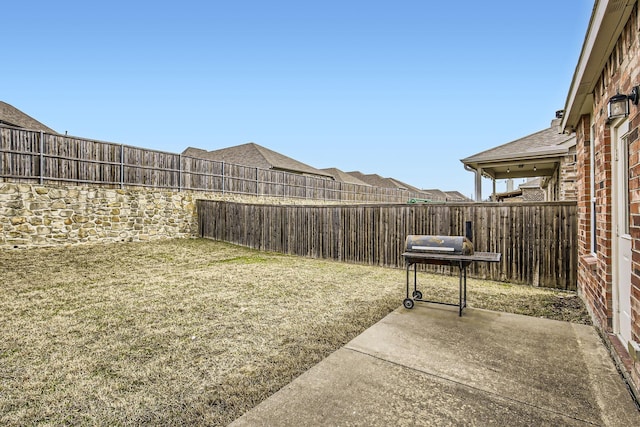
left=611, top=119, right=632, bottom=346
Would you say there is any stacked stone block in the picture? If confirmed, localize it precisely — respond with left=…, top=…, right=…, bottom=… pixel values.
left=0, top=183, right=343, bottom=248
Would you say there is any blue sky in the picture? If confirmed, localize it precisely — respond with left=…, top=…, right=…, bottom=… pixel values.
left=3, top=1, right=593, bottom=199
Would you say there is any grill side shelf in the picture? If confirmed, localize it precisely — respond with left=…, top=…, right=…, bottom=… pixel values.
left=402, top=251, right=501, bottom=264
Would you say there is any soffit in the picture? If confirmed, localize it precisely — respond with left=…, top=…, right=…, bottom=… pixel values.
left=563, top=0, right=636, bottom=129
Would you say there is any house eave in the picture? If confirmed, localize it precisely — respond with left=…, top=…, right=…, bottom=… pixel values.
left=562, top=0, right=636, bottom=130
left=461, top=147, right=569, bottom=171
left=462, top=154, right=564, bottom=180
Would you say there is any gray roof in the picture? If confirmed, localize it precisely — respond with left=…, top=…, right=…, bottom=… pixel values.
left=421, top=189, right=448, bottom=201
left=0, top=101, right=57, bottom=133
left=183, top=142, right=333, bottom=178
left=443, top=191, right=470, bottom=201
left=346, top=172, right=411, bottom=190
left=460, top=118, right=576, bottom=180
left=461, top=119, right=574, bottom=164
left=344, top=172, right=456, bottom=197
left=321, top=168, right=371, bottom=186
left=388, top=178, right=422, bottom=193
left=519, top=177, right=543, bottom=189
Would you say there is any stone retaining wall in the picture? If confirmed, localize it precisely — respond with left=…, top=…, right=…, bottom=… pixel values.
left=0, top=183, right=337, bottom=249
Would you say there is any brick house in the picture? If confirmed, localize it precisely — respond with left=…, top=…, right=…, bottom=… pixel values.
left=561, top=0, right=640, bottom=397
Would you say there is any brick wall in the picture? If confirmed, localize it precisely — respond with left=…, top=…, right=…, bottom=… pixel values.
left=575, top=118, right=610, bottom=328
left=575, top=3, right=640, bottom=394
left=540, top=147, right=577, bottom=202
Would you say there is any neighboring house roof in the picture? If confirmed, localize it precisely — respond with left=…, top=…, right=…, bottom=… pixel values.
left=519, top=177, right=543, bottom=189
left=321, top=168, right=371, bottom=186
left=0, top=101, right=57, bottom=133
left=346, top=171, right=415, bottom=190
left=183, top=143, right=334, bottom=179
left=443, top=191, right=470, bottom=201
left=421, top=189, right=448, bottom=201
left=346, top=172, right=394, bottom=188
left=388, top=178, right=423, bottom=193
left=182, top=147, right=209, bottom=158
left=343, top=171, right=464, bottom=199
left=460, top=118, right=576, bottom=180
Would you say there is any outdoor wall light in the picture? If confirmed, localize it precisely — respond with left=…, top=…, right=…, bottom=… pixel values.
left=608, top=86, right=640, bottom=120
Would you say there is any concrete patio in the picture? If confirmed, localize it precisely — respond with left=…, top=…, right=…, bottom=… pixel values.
left=231, top=303, right=640, bottom=426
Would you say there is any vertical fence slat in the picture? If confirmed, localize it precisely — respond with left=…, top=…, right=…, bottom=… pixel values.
left=0, top=125, right=450, bottom=202
left=197, top=200, right=578, bottom=290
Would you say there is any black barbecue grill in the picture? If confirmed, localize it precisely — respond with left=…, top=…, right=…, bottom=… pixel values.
left=402, top=224, right=501, bottom=316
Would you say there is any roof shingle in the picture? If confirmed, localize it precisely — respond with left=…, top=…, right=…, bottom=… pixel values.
left=0, top=101, right=57, bottom=134
left=461, top=119, right=575, bottom=165
left=321, top=168, right=371, bottom=186
left=183, top=143, right=333, bottom=178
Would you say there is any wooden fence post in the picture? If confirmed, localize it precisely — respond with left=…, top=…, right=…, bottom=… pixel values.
left=39, top=131, right=44, bottom=185
left=178, top=154, right=182, bottom=191
left=120, top=144, right=124, bottom=189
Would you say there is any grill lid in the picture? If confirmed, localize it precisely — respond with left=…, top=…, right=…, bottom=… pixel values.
left=404, top=235, right=474, bottom=255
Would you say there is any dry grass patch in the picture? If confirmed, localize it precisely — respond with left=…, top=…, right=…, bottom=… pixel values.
left=0, top=238, right=590, bottom=425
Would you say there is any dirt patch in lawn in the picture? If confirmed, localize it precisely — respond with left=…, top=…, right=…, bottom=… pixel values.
left=0, top=238, right=590, bottom=426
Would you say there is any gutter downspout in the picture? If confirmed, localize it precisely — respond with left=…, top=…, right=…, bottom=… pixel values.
left=464, top=164, right=482, bottom=201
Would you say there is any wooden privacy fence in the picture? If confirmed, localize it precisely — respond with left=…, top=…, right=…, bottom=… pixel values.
left=0, top=125, right=435, bottom=203
left=198, top=200, right=578, bottom=290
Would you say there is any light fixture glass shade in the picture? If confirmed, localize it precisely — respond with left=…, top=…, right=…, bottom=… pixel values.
left=608, top=93, right=629, bottom=120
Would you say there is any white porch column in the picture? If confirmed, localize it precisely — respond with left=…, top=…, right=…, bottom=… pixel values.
left=474, top=167, right=483, bottom=201
left=492, top=179, right=497, bottom=201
